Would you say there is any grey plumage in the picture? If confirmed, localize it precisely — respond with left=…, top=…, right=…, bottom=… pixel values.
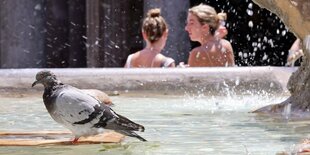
left=32, top=70, right=146, bottom=142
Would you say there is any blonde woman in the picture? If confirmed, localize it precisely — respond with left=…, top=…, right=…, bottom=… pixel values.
left=185, top=4, right=235, bottom=67
left=124, top=8, right=175, bottom=68
left=215, top=12, right=228, bottom=39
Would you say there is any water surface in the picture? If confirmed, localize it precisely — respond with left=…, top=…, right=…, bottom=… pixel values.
left=0, top=94, right=308, bottom=155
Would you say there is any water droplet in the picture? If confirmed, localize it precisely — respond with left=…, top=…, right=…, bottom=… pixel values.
left=262, top=54, right=268, bottom=60
left=246, top=34, right=251, bottom=41
left=263, top=36, right=268, bottom=42
left=246, top=9, right=253, bottom=16
left=248, top=21, right=253, bottom=28
left=257, top=43, right=262, bottom=49
left=268, top=39, right=274, bottom=47
left=248, top=3, right=253, bottom=9
left=34, top=4, right=41, bottom=10
left=235, top=78, right=240, bottom=86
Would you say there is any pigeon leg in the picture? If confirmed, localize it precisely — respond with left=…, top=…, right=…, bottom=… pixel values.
left=71, top=137, right=79, bottom=144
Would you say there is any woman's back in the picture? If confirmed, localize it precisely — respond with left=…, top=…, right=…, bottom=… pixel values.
left=188, top=39, right=234, bottom=67
left=125, top=50, right=175, bottom=68
left=124, top=8, right=175, bottom=68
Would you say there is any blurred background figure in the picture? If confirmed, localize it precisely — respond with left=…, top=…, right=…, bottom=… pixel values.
left=286, top=38, right=303, bottom=67
left=215, top=12, right=228, bottom=39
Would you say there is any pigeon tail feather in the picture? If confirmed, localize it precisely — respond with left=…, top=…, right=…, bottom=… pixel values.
left=115, top=113, right=145, bottom=132
left=116, top=130, right=147, bottom=142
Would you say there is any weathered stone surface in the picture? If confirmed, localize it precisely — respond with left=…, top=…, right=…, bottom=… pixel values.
left=252, top=0, right=310, bottom=116
left=0, top=67, right=295, bottom=96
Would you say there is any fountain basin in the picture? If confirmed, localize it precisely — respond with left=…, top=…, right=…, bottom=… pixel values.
left=0, top=67, right=305, bottom=154
left=0, top=67, right=297, bottom=97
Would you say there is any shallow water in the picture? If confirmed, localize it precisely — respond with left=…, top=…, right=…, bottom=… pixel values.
left=0, top=94, right=309, bottom=155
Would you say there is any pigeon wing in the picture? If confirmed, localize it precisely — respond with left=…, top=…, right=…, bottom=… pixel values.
left=52, top=86, right=110, bottom=125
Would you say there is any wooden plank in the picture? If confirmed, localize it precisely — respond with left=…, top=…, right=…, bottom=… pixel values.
left=0, top=131, right=124, bottom=146
left=0, top=130, right=71, bottom=135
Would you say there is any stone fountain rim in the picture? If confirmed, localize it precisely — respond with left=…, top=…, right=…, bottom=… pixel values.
left=0, top=66, right=296, bottom=97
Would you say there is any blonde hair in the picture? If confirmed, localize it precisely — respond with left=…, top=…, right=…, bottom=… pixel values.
left=189, top=4, right=220, bottom=35
left=217, top=12, right=227, bottom=21
left=142, top=8, right=168, bottom=43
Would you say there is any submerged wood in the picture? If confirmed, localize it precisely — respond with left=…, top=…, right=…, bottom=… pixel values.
left=0, top=131, right=124, bottom=146
left=252, top=0, right=310, bottom=115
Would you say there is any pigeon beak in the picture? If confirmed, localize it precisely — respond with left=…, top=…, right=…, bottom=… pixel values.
left=32, top=80, right=38, bottom=87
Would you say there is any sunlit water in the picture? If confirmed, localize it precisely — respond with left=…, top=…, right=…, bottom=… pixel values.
left=0, top=93, right=309, bottom=155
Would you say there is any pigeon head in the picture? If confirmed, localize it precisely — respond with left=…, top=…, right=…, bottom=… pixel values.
left=32, top=70, right=60, bottom=88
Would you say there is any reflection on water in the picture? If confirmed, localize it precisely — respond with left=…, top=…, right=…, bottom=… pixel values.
left=0, top=94, right=309, bottom=155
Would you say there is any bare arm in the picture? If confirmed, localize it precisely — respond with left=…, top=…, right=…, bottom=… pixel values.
left=286, top=39, right=303, bottom=66
left=124, top=54, right=133, bottom=68
left=187, top=50, right=196, bottom=67
left=124, top=62, right=129, bottom=68
left=167, top=62, right=176, bottom=67
left=223, top=40, right=235, bottom=66
left=290, top=39, right=301, bottom=52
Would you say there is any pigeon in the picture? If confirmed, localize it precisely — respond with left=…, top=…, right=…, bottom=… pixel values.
left=32, top=70, right=146, bottom=143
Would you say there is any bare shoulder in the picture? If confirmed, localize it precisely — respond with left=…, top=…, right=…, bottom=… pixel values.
left=156, top=53, right=166, bottom=59
left=190, top=46, right=202, bottom=54
left=130, top=51, right=143, bottom=61
left=157, top=53, right=174, bottom=62
left=132, top=51, right=142, bottom=57
left=219, top=39, right=233, bottom=52
left=124, top=51, right=141, bottom=67
left=219, top=39, right=232, bottom=46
